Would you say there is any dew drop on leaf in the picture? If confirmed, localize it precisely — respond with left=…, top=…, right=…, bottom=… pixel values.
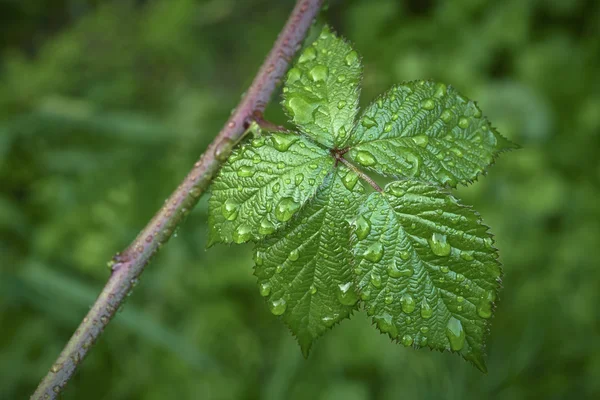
left=275, top=197, right=301, bottom=222
left=374, top=313, right=398, bottom=338
left=285, top=96, right=316, bottom=125
left=370, top=272, right=382, bottom=288
left=345, top=50, right=358, bottom=66
left=477, top=290, right=495, bottom=319
left=458, top=117, right=470, bottom=129
left=294, top=173, right=304, bottom=186
left=446, top=317, right=465, bottom=351
left=402, top=334, right=414, bottom=347
left=420, top=299, right=433, bottom=319
left=310, top=285, right=317, bottom=295
left=271, top=132, right=297, bottom=152
left=428, top=232, right=451, bottom=256
left=412, top=135, right=429, bottom=147
left=270, top=298, right=287, bottom=315
left=342, top=171, right=358, bottom=191
left=441, top=109, right=453, bottom=123
left=288, top=248, right=299, bottom=261
left=355, top=150, right=377, bottom=166
left=387, top=261, right=413, bottom=278
left=259, top=282, right=271, bottom=297
left=298, top=47, right=316, bottom=63
left=237, top=165, right=255, bottom=177
left=259, top=218, right=276, bottom=235
left=232, top=224, right=252, bottom=243
left=421, top=99, right=435, bottom=110
left=221, top=198, right=239, bottom=221
left=461, top=251, right=474, bottom=261
left=337, top=100, right=347, bottom=109
left=354, top=215, right=371, bottom=240
left=361, top=116, right=378, bottom=128
left=363, top=242, right=384, bottom=262
left=388, top=182, right=405, bottom=197
left=401, top=293, right=416, bottom=314
left=309, top=65, right=328, bottom=82
left=434, top=82, right=447, bottom=98
left=287, top=67, right=302, bottom=84
left=337, top=282, right=359, bottom=306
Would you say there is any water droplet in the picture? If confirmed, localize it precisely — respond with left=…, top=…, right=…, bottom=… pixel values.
left=387, top=182, right=405, bottom=197
left=401, top=334, right=414, bottom=347
left=388, top=261, right=413, bottom=278
left=446, top=317, right=465, bottom=351
left=285, top=96, right=316, bottom=125
left=420, top=326, right=429, bottom=334
left=428, top=232, right=451, bottom=256
left=275, top=197, right=300, bottom=222
left=360, top=290, right=371, bottom=300
left=383, top=123, right=393, bottom=133
left=337, top=282, right=359, bottom=306
left=364, top=242, right=384, bottom=262
left=461, top=251, right=474, bottom=261
left=337, top=100, right=347, bottom=109
left=233, top=224, right=252, bottom=243
left=299, top=47, right=317, bottom=63
left=287, top=67, right=302, bottom=84
left=50, top=362, right=63, bottom=373
left=370, top=272, right=382, bottom=288
left=345, top=50, right=358, bottom=66
left=434, top=83, right=447, bottom=98
left=441, top=266, right=449, bottom=273
left=259, top=282, right=271, bottom=297
left=374, top=313, right=398, bottom=338
left=272, top=183, right=280, bottom=193
left=401, top=293, right=416, bottom=313
left=384, top=294, right=393, bottom=304
left=477, top=290, right=495, bottom=319
left=271, top=132, right=297, bottom=152
left=392, top=113, right=399, bottom=121
left=289, top=249, right=300, bottom=261
left=310, top=285, right=317, bottom=294
left=420, top=299, right=433, bottom=319
left=412, top=135, right=429, bottom=147
left=342, top=171, right=358, bottom=191
left=322, top=315, right=336, bottom=327
left=441, top=109, right=453, bottom=123
left=295, top=173, right=304, bottom=186
left=421, top=99, right=435, bottom=110
left=458, top=117, right=470, bottom=129
left=309, top=65, right=328, bottom=82
left=337, top=75, right=346, bottom=82
left=237, top=165, right=255, bottom=177
left=221, top=199, right=239, bottom=221
left=254, top=251, right=264, bottom=266
left=338, top=126, right=347, bottom=138
left=456, top=273, right=465, bottom=282
left=361, top=116, right=378, bottom=128
left=400, top=251, right=410, bottom=260
left=275, top=265, right=284, bottom=274
left=355, top=150, right=377, bottom=166
left=270, top=298, right=287, bottom=315
left=354, top=215, right=371, bottom=240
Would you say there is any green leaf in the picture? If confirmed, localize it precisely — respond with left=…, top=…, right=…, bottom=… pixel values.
left=208, top=132, right=333, bottom=245
left=254, top=168, right=365, bottom=356
left=282, top=25, right=362, bottom=148
left=352, top=180, right=501, bottom=372
left=346, top=80, right=518, bottom=187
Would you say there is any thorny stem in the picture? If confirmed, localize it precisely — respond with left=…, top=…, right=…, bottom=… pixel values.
left=338, top=157, right=383, bottom=192
left=31, top=1, right=324, bottom=398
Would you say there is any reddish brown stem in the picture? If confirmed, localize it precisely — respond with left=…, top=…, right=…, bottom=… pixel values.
left=31, top=1, right=324, bottom=398
left=338, top=157, right=383, bottom=192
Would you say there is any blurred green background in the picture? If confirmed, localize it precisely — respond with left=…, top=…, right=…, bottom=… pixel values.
left=1, top=0, right=599, bottom=399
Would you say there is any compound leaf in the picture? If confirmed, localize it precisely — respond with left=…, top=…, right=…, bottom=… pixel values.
left=254, top=167, right=365, bottom=356
left=208, top=132, right=333, bottom=245
left=282, top=25, right=362, bottom=148
left=346, top=81, right=518, bottom=187
left=352, top=180, right=501, bottom=372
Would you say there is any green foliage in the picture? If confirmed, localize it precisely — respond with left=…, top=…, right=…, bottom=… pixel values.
left=2, top=0, right=599, bottom=398
left=209, top=26, right=514, bottom=369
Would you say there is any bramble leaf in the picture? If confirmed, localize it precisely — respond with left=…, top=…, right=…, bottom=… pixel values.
left=208, top=24, right=516, bottom=370
left=282, top=25, right=362, bottom=148
left=352, top=180, right=501, bottom=371
left=208, top=132, right=332, bottom=245
left=254, top=168, right=365, bottom=356
left=346, top=81, right=518, bottom=187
